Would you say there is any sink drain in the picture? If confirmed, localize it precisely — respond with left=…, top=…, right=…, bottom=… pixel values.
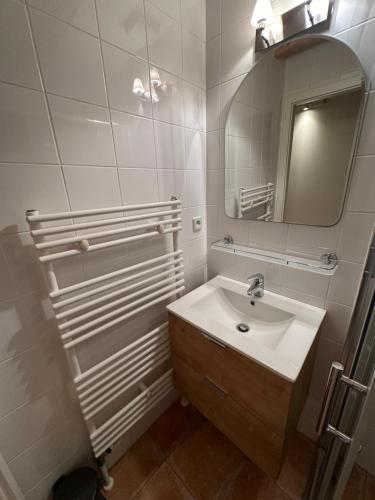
left=236, top=323, right=250, bottom=333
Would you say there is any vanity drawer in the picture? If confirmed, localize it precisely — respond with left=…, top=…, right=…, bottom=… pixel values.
left=169, top=313, right=226, bottom=386
left=172, top=355, right=284, bottom=479
left=222, top=346, right=292, bottom=436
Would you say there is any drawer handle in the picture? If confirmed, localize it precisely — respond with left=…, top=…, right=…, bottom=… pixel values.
left=204, top=376, right=227, bottom=399
left=200, top=331, right=227, bottom=349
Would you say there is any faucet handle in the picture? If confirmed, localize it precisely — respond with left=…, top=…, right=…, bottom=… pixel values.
left=247, top=272, right=263, bottom=281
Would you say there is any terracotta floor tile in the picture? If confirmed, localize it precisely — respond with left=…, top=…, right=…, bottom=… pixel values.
left=219, top=460, right=290, bottom=500
left=167, top=420, right=244, bottom=500
left=343, top=465, right=366, bottom=500
left=277, top=432, right=316, bottom=500
left=107, top=434, right=164, bottom=499
left=133, top=463, right=195, bottom=500
left=364, top=471, right=375, bottom=500
left=148, top=400, right=204, bottom=456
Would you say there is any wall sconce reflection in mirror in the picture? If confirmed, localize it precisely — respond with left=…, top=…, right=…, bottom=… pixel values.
left=132, top=68, right=167, bottom=103
left=252, top=0, right=332, bottom=52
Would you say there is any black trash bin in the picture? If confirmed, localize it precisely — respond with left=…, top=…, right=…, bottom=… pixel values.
left=53, top=467, right=106, bottom=500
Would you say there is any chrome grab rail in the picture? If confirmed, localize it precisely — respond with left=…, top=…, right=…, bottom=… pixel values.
left=316, top=361, right=344, bottom=437
left=316, top=361, right=370, bottom=441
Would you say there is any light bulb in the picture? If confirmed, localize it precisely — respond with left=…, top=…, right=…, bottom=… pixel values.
left=150, top=68, right=162, bottom=88
left=250, top=0, right=273, bottom=28
left=151, top=89, right=160, bottom=103
left=133, top=78, right=145, bottom=96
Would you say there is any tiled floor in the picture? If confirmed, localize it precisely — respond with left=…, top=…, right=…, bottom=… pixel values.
left=105, top=401, right=373, bottom=500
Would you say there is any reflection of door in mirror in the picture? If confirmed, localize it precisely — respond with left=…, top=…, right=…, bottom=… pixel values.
left=224, top=36, right=365, bottom=226
left=282, top=90, right=362, bottom=225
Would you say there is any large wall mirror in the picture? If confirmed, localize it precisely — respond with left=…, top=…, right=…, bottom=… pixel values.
left=225, top=35, right=365, bottom=226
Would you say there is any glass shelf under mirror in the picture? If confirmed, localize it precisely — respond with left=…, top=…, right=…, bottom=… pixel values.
left=211, top=240, right=337, bottom=276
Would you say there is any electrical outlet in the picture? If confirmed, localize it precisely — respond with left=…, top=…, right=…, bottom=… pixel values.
left=192, top=215, right=202, bottom=232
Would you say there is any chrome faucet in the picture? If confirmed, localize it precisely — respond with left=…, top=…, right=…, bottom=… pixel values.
left=247, top=273, right=264, bottom=298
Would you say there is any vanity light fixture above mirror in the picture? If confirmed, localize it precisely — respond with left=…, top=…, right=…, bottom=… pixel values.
left=252, top=0, right=332, bottom=51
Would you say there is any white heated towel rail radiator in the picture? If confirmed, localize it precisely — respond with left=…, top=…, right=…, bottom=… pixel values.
left=239, top=183, right=274, bottom=220
left=26, top=198, right=184, bottom=490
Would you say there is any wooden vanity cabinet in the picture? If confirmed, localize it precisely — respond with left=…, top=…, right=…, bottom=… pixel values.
left=169, top=313, right=315, bottom=479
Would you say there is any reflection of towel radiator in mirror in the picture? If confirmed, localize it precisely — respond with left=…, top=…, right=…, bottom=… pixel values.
left=26, top=198, right=184, bottom=490
left=239, top=183, right=274, bottom=221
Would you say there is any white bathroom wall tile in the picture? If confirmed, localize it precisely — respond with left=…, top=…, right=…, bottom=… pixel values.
left=9, top=418, right=88, bottom=494
left=206, top=170, right=220, bottom=205
left=0, top=339, right=69, bottom=419
left=221, top=0, right=255, bottom=31
left=188, top=237, right=207, bottom=269
left=152, top=69, right=185, bottom=126
left=0, top=244, right=17, bottom=302
left=332, top=0, right=375, bottom=35
left=102, top=43, right=152, bottom=118
left=358, top=92, right=375, bottom=155
left=286, top=224, right=341, bottom=257
left=27, top=0, right=98, bottom=35
left=63, top=166, right=122, bottom=212
left=321, top=301, right=353, bottom=345
left=118, top=168, right=159, bottom=203
left=206, top=85, right=220, bottom=131
left=0, top=82, right=58, bottom=164
left=96, top=0, right=147, bottom=59
left=0, top=389, right=77, bottom=463
left=327, top=260, right=363, bottom=307
left=112, top=110, right=156, bottom=168
left=309, top=337, right=344, bottom=401
left=0, top=292, right=53, bottom=363
left=1, top=233, right=47, bottom=294
left=181, top=0, right=205, bottom=40
left=148, top=0, right=181, bottom=21
left=337, top=212, right=374, bottom=263
left=182, top=30, right=205, bottom=88
left=157, top=169, right=176, bottom=201
left=346, top=156, right=375, bottom=212
left=187, top=171, right=205, bottom=207
left=248, top=221, right=289, bottom=251
left=49, top=94, right=116, bottom=166
left=30, top=9, right=106, bottom=106
left=219, top=211, right=249, bottom=244
left=283, top=267, right=330, bottom=299
left=0, top=0, right=41, bottom=89
left=183, top=82, right=205, bottom=130
left=206, top=0, right=221, bottom=41
left=206, top=130, right=220, bottom=170
left=185, top=129, right=205, bottom=170
left=154, top=121, right=185, bottom=169
left=207, top=206, right=221, bottom=238
left=280, top=288, right=325, bottom=308
left=174, top=170, right=189, bottom=208
left=145, top=2, right=182, bottom=76
left=206, top=35, right=221, bottom=88
left=221, top=16, right=255, bottom=82
left=336, top=18, right=375, bottom=84
left=0, top=164, right=69, bottom=235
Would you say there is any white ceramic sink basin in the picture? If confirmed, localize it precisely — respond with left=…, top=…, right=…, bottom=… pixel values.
left=167, top=275, right=326, bottom=382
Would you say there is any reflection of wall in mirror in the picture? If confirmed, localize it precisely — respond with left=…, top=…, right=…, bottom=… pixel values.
left=225, top=56, right=285, bottom=219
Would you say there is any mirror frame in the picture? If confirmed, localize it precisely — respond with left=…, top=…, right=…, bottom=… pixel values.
left=224, top=34, right=367, bottom=226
